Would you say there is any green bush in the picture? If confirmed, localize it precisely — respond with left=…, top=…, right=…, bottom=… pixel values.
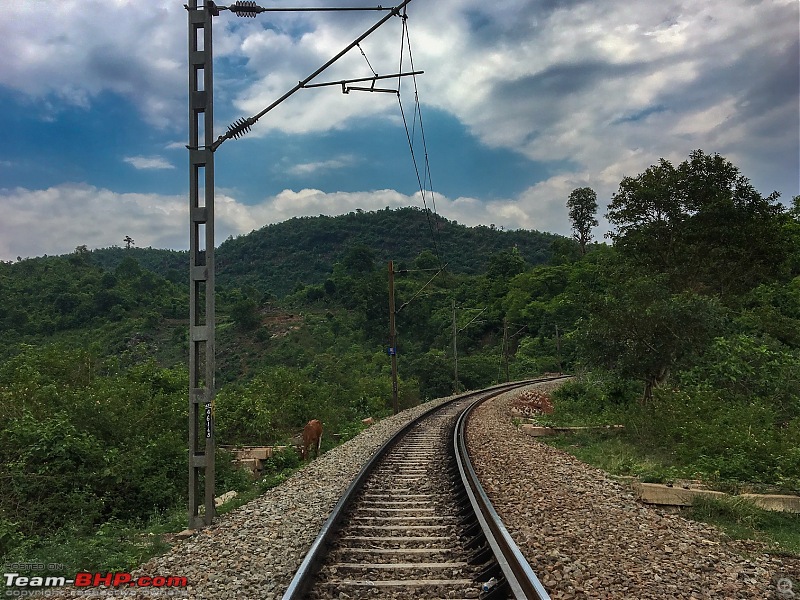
left=0, top=347, right=188, bottom=558
left=547, top=373, right=637, bottom=426
left=0, top=412, right=107, bottom=539
left=630, top=386, right=799, bottom=486
left=262, top=447, right=301, bottom=473
left=215, top=449, right=254, bottom=493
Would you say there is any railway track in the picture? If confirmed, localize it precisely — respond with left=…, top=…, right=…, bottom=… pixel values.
left=282, top=381, right=559, bottom=600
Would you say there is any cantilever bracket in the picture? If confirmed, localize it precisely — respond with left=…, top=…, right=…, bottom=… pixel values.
left=304, top=70, right=423, bottom=95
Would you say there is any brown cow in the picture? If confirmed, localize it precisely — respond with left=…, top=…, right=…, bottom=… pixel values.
left=301, top=419, right=323, bottom=460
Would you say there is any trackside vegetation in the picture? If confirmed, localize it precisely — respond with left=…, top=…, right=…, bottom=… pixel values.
left=0, top=150, right=798, bottom=575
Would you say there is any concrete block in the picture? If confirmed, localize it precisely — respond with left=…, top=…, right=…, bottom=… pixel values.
left=253, top=447, right=272, bottom=460
left=632, top=482, right=727, bottom=506
left=239, top=447, right=274, bottom=460
left=632, top=483, right=800, bottom=513
left=215, top=490, right=238, bottom=507
left=520, top=424, right=558, bottom=437
left=519, top=424, right=624, bottom=437
left=740, top=493, right=800, bottom=513
left=174, top=529, right=196, bottom=540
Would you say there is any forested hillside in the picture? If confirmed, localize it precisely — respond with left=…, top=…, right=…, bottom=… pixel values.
left=1, top=149, right=799, bottom=575
left=92, top=207, right=559, bottom=298
left=217, top=207, right=559, bottom=296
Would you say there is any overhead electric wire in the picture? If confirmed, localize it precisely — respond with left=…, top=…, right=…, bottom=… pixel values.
left=458, top=307, right=487, bottom=333
left=213, top=0, right=414, bottom=150
left=396, top=7, right=444, bottom=269
left=357, top=43, right=379, bottom=77
left=510, top=325, right=528, bottom=339
left=396, top=263, right=448, bottom=313
left=403, top=20, right=442, bottom=265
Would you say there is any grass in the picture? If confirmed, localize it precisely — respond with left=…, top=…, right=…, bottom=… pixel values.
left=541, top=429, right=800, bottom=557
left=1, top=510, right=183, bottom=588
left=542, top=430, right=689, bottom=482
left=686, top=495, right=800, bottom=557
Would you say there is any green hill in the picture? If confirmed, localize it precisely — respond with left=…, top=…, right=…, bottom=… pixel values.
left=92, top=207, right=560, bottom=297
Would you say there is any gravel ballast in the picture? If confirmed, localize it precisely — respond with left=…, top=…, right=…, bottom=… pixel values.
left=465, top=381, right=799, bottom=599
left=48, top=394, right=459, bottom=599
left=44, top=381, right=798, bottom=599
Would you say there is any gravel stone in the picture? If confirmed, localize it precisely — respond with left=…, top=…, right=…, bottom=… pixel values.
left=465, top=381, right=799, bottom=599
left=46, top=394, right=460, bottom=600
left=41, top=381, right=799, bottom=599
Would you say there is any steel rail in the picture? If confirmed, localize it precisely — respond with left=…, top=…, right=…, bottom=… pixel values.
left=280, top=378, right=564, bottom=599
left=280, top=380, right=535, bottom=599
left=453, top=378, right=570, bottom=599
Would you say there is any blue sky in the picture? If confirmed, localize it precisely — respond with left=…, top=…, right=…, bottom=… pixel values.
left=0, top=0, right=798, bottom=260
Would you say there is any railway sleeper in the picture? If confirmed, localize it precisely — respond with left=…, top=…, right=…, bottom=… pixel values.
left=336, top=547, right=456, bottom=564
left=284, top=384, right=551, bottom=600
left=462, top=530, right=488, bottom=551
left=460, top=519, right=483, bottom=539
left=316, top=579, right=483, bottom=600
left=468, top=542, right=495, bottom=566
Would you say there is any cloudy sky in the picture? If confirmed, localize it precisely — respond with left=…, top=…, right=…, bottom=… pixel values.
left=1, top=0, right=798, bottom=261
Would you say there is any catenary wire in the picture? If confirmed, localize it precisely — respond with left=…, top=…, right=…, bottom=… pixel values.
left=397, top=7, right=444, bottom=269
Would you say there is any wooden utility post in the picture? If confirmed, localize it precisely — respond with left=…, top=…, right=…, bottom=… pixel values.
left=452, top=299, right=459, bottom=394
left=503, top=318, right=510, bottom=382
left=388, top=261, right=399, bottom=414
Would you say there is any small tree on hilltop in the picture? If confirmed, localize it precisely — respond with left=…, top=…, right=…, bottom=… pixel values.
left=567, top=187, right=598, bottom=255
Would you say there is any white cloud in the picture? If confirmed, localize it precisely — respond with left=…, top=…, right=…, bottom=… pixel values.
left=0, top=184, right=186, bottom=260
left=123, top=155, right=175, bottom=170
left=1, top=0, right=796, bottom=237
left=286, top=155, right=357, bottom=176
left=0, top=182, right=578, bottom=262
left=211, top=0, right=797, bottom=199
left=0, top=1, right=185, bottom=128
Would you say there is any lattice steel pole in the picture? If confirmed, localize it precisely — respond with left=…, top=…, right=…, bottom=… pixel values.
left=183, top=0, right=417, bottom=530
left=187, top=0, right=217, bottom=529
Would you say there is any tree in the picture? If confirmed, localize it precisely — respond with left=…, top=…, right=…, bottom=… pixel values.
left=68, top=245, right=90, bottom=266
left=230, top=295, right=260, bottom=330
left=486, top=247, right=526, bottom=280
left=550, top=237, right=581, bottom=265
left=414, top=249, right=439, bottom=270
left=342, top=244, right=376, bottom=274
left=115, top=256, right=142, bottom=279
left=566, top=187, right=598, bottom=255
left=606, top=150, right=790, bottom=296
left=577, top=269, right=725, bottom=403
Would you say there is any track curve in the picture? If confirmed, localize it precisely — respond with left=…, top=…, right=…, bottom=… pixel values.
left=282, top=380, right=564, bottom=600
